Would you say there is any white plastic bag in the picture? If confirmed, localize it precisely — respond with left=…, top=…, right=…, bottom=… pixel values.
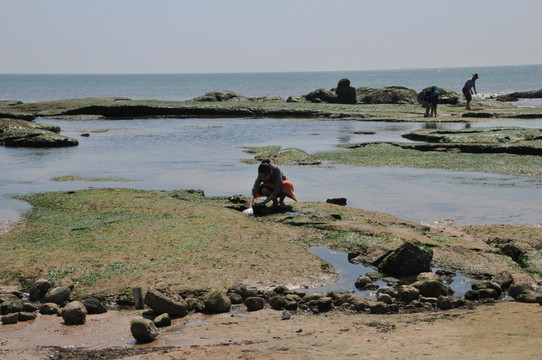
left=242, top=208, right=254, bottom=216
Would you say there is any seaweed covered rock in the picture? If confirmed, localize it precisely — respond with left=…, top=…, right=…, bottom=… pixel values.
left=305, top=88, right=338, bottom=103
left=203, top=289, right=231, bottom=314
left=0, top=129, right=79, bottom=147
left=144, top=285, right=187, bottom=317
left=192, top=90, right=250, bottom=102
left=378, top=240, right=433, bottom=276
left=356, top=86, right=417, bottom=104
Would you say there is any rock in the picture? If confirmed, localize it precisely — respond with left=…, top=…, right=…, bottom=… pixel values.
left=369, top=301, right=389, bottom=314
left=185, top=298, right=204, bottom=313
left=515, top=292, right=538, bottom=303
left=227, top=284, right=247, bottom=299
left=305, top=88, right=338, bottom=103
left=273, top=285, right=289, bottom=295
left=357, top=86, right=417, bottom=104
left=286, top=96, right=307, bottom=103
left=29, top=279, right=51, bottom=301
left=464, top=290, right=480, bottom=301
left=437, top=296, right=453, bottom=310
left=0, top=129, right=78, bottom=147
left=479, top=288, right=500, bottom=300
left=376, top=286, right=397, bottom=298
left=326, top=198, right=347, bottom=206
left=377, top=293, right=394, bottom=304
left=40, top=302, right=60, bottom=315
left=1, top=312, right=19, bottom=324
left=269, top=295, right=287, bottom=310
left=472, top=281, right=503, bottom=297
left=508, top=283, right=536, bottom=299
left=350, top=296, right=369, bottom=312
left=22, top=302, right=39, bottom=312
left=192, top=90, right=249, bottom=102
left=4, top=299, right=23, bottom=314
left=153, top=313, right=171, bottom=327
left=43, top=286, right=71, bottom=305
left=492, top=272, right=514, bottom=291
left=62, top=301, right=87, bottom=325
left=58, top=278, right=75, bottom=290
left=18, top=311, right=37, bottom=322
left=203, top=290, right=231, bottom=314
left=245, top=297, right=265, bottom=311
left=355, top=275, right=377, bottom=290
left=227, top=292, right=243, bottom=304
left=378, top=240, right=433, bottom=276
left=335, top=78, right=357, bottom=104
left=495, top=89, right=542, bottom=102
left=82, top=297, right=107, bottom=314
left=412, top=280, right=452, bottom=298
left=500, top=244, right=527, bottom=263
left=131, top=318, right=160, bottom=343
left=397, top=285, right=420, bottom=303
left=144, top=285, right=187, bottom=317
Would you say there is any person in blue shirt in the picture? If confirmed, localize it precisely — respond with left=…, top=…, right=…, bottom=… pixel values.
left=462, top=73, right=479, bottom=110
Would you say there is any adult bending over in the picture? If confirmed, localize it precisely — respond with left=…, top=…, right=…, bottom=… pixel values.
left=243, top=159, right=297, bottom=215
left=462, top=73, right=479, bottom=110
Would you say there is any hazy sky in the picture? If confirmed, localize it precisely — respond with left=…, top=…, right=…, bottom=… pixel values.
left=2, top=0, right=541, bottom=74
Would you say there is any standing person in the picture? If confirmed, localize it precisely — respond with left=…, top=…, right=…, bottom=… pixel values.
left=462, top=73, right=479, bottom=110
left=430, top=91, right=441, bottom=118
left=243, top=159, right=297, bottom=216
left=418, top=86, right=436, bottom=117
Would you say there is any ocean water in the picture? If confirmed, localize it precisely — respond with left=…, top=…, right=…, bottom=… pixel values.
left=1, top=64, right=542, bottom=103
left=1, top=65, right=542, bottom=227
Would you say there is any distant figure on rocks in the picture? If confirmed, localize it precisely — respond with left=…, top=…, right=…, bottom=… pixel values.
left=335, top=78, right=357, bottom=104
left=242, top=159, right=298, bottom=216
left=462, top=73, right=479, bottom=110
left=418, top=86, right=437, bottom=117
left=430, top=91, right=441, bottom=118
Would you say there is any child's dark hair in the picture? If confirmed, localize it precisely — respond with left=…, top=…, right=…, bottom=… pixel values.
left=258, top=159, right=272, bottom=174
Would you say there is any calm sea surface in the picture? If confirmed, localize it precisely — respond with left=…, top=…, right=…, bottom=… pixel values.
left=1, top=65, right=542, bottom=227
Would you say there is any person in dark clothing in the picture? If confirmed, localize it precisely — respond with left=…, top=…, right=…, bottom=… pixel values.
left=242, top=159, right=297, bottom=216
left=462, top=73, right=479, bottom=110
left=429, top=90, right=441, bottom=118
left=418, top=86, right=436, bottom=117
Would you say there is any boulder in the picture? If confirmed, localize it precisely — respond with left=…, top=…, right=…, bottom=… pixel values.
left=397, top=285, right=420, bottom=303
left=1, top=312, right=19, bottom=324
left=269, top=295, right=287, bottom=310
left=153, top=313, right=172, bottom=327
left=131, top=318, right=159, bottom=343
left=245, top=297, right=265, bottom=311
left=355, top=275, right=377, bottom=290
left=62, top=301, right=87, bottom=325
left=508, top=283, right=536, bottom=299
left=378, top=240, right=433, bottom=276
left=437, top=295, right=453, bottom=310
left=335, top=78, right=357, bottom=104
left=29, top=279, right=51, bottom=301
left=43, top=286, right=71, bottom=305
left=304, top=88, right=338, bottom=103
left=0, top=129, right=78, bottom=147
left=412, top=280, right=452, bottom=298
left=144, top=285, right=187, bottom=317
left=192, top=90, right=249, bottom=102
left=203, top=290, right=231, bottom=314
left=357, top=86, right=417, bottom=104
left=377, top=293, right=394, bottom=304
left=82, top=297, right=107, bottom=314
left=18, top=311, right=37, bottom=322
left=40, top=302, right=60, bottom=315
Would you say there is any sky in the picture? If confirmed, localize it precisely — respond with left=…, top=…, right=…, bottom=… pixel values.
left=1, top=0, right=541, bottom=74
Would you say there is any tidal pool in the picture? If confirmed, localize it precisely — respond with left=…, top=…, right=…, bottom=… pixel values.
left=1, top=117, right=542, bottom=226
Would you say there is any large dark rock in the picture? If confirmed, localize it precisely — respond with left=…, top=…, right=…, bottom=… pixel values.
left=378, top=240, right=433, bottom=276
left=335, top=78, right=357, bottom=104
left=495, top=89, right=542, bottom=102
left=192, top=90, right=249, bottom=102
left=203, top=290, right=232, bottom=314
left=304, top=88, right=338, bottom=103
left=131, top=318, right=159, bottom=343
left=412, top=280, right=452, bottom=298
left=0, top=129, right=78, bottom=147
left=62, top=301, right=87, bottom=325
left=82, top=297, right=107, bottom=314
left=245, top=297, right=264, bottom=311
left=144, top=285, right=187, bottom=317
left=29, top=279, right=52, bottom=302
left=356, top=86, right=417, bottom=104
left=43, top=286, right=72, bottom=305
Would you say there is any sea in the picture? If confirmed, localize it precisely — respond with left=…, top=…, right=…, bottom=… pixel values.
left=1, top=64, right=542, bottom=227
